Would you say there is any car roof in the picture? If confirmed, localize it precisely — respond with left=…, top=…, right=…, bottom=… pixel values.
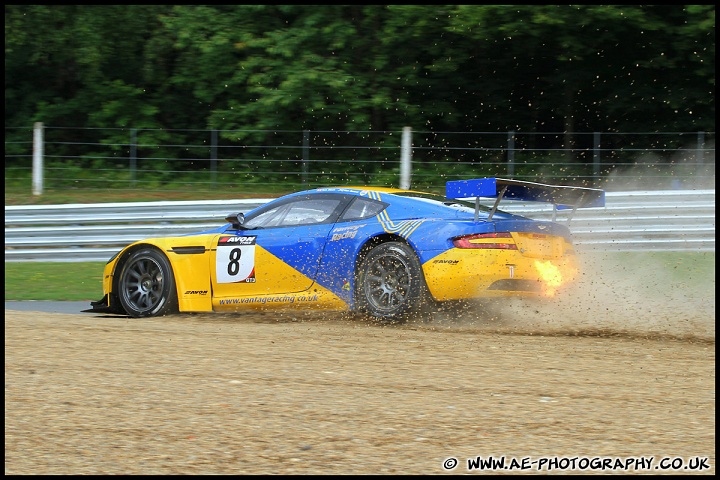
left=314, top=185, right=432, bottom=196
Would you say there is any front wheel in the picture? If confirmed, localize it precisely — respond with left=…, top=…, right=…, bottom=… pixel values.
left=117, top=248, right=178, bottom=317
left=355, top=242, right=428, bottom=322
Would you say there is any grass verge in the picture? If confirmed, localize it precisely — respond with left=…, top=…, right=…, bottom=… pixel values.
left=4, top=186, right=284, bottom=206
left=5, top=262, right=106, bottom=301
left=3, top=252, right=715, bottom=302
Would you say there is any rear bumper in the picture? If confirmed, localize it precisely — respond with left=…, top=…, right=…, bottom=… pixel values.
left=423, top=248, right=579, bottom=301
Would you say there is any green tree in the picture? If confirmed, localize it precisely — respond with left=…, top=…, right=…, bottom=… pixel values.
left=4, top=4, right=714, bottom=181
left=446, top=5, right=715, bottom=134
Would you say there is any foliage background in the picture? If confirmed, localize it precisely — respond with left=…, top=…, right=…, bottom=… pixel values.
left=5, top=5, right=715, bottom=147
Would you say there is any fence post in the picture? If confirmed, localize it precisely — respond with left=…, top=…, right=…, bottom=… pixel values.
left=32, top=122, right=44, bottom=196
left=507, top=131, right=515, bottom=177
left=211, top=129, right=218, bottom=188
left=697, top=131, right=705, bottom=166
left=593, top=131, right=601, bottom=184
left=302, top=130, right=310, bottom=186
left=130, top=129, right=137, bottom=188
left=400, top=127, right=412, bottom=189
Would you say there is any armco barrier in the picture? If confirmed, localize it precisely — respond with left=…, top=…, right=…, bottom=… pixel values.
left=4, top=191, right=715, bottom=262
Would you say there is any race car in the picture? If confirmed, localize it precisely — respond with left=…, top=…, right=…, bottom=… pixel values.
left=87, top=178, right=605, bottom=322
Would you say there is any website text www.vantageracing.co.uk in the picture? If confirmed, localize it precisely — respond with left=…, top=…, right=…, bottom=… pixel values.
left=218, top=294, right=319, bottom=305
left=441, top=455, right=712, bottom=473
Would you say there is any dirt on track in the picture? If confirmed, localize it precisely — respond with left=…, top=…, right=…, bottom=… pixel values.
left=4, top=299, right=715, bottom=475
left=5, top=252, right=716, bottom=474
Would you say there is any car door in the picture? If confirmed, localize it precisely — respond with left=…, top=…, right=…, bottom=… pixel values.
left=210, top=194, right=349, bottom=298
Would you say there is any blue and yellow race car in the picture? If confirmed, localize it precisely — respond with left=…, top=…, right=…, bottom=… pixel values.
left=88, top=178, right=604, bottom=322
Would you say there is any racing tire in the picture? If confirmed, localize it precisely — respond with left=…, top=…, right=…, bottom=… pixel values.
left=355, top=242, right=429, bottom=323
left=117, top=247, right=178, bottom=318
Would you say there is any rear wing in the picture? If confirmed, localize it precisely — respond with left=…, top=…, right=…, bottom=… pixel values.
left=445, top=177, right=605, bottom=222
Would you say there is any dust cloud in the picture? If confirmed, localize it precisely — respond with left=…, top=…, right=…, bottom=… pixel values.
left=249, top=250, right=715, bottom=343
left=438, top=157, right=715, bottom=342
left=418, top=251, right=715, bottom=343
left=602, top=142, right=715, bottom=191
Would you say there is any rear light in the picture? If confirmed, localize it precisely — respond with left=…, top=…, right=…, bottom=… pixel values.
left=452, top=232, right=518, bottom=249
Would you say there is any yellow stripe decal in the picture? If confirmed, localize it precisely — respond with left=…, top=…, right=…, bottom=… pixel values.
left=370, top=191, right=425, bottom=239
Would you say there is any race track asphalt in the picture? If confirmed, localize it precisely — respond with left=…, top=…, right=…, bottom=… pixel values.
left=5, top=301, right=95, bottom=315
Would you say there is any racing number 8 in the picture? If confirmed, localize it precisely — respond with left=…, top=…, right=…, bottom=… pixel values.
left=227, top=247, right=241, bottom=276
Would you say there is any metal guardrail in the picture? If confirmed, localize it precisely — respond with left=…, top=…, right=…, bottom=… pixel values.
left=499, top=190, right=715, bottom=253
left=4, top=199, right=272, bottom=263
left=5, top=191, right=715, bottom=262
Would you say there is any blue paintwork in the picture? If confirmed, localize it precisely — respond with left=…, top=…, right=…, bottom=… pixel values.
left=183, top=178, right=589, bottom=306
left=446, top=177, right=605, bottom=208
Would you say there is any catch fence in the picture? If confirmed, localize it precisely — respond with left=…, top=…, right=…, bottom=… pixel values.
left=4, top=125, right=715, bottom=195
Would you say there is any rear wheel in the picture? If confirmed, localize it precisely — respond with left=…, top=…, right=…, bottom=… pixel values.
left=355, top=242, right=428, bottom=322
left=117, top=248, right=178, bottom=318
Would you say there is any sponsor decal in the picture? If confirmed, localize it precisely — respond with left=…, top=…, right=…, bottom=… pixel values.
left=184, top=290, right=208, bottom=295
left=433, top=259, right=460, bottom=265
left=316, top=187, right=361, bottom=194
left=331, top=227, right=359, bottom=241
left=218, top=236, right=256, bottom=245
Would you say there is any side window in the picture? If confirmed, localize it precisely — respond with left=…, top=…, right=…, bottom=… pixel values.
left=340, top=197, right=387, bottom=221
left=243, top=205, right=287, bottom=228
left=283, top=199, right=342, bottom=226
left=243, top=198, right=343, bottom=228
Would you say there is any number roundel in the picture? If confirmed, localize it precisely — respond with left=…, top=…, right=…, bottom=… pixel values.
left=216, top=236, right=256, bottom=284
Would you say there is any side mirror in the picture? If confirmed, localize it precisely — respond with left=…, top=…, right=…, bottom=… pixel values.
left=225, top=212, right=245, bottom=229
